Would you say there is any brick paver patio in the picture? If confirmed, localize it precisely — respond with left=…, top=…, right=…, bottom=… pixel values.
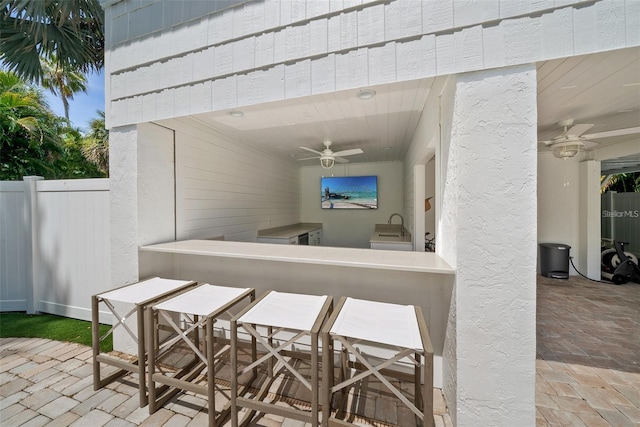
left=536, top=275, right=640, bottom=426
left=1, top=275, right=638, bottom=426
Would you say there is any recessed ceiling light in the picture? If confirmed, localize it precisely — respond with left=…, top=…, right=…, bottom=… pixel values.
left=560, top=85, right=578, bottom=90
left=623, top=82, right=640, bottom=87
left=382, top=146, right=391, bottom=150
left=228, top=110, right=244, bottom=117
left=357, top=89, right=376, bottom=100
left=618, top=109, right=634, bottom=113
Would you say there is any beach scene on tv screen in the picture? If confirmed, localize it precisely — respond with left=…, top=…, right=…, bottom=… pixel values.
left=321, top=176, right=378, bottom=209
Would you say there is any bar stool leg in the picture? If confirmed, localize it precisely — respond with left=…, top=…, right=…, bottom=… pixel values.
left=424, top=352, right=433, bottom=427
left=206, top=318, right=216, bottom=427
left=321, top=332, right=330, bottom=427
left=147, top=307, right=158, bottom=414
left=311, top=330, right=319, bottom=427
left=415, top=351, right=421, bottom=412
left=230, top=320, right=238, bottom=427
left=92, top=295, right=101, bottom=391
left=135, top=306, right=147, bottom=407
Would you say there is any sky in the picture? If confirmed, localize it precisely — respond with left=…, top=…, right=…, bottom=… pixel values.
left=43, top=69, right=105, bottom=133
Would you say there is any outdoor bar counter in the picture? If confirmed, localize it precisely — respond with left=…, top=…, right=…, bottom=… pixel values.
left=139, top=239, right=455, bottom=387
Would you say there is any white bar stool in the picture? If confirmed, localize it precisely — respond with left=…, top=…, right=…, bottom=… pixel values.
left=321, top=297, right=434, bottom=427
left=230, top=291, right=333, bottom=427
left=92, top=277, right=198, bottom=407
left=146, top=284, right=255, bottom=427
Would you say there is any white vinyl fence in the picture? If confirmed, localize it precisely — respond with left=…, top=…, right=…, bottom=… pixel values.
left=601, top=191, right=640, bottom=254
left=0, top=177, right=110, bottom=321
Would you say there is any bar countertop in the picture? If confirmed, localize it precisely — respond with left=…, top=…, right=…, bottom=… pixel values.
left=140, top=239, right=454, bottom=275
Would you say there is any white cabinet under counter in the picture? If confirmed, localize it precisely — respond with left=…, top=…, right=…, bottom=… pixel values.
left=258, top=236, right=299, bottom=245
left=257, top=223, right=322, bottom=245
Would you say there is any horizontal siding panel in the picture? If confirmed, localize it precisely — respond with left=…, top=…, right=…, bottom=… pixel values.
left=174, top=119, right=300, bottom=241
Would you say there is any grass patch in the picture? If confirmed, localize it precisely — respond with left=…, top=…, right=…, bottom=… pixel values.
left=0, top=312, right=112, bottom=352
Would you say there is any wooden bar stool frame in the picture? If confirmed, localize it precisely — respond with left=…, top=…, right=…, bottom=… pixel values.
left=91, top=277, right=199, bottom=407
left=321, top=296, right=434, bottom=427
left=146, top=285, right=255, bottom=427
left=230, top=291, right=333, bottom=427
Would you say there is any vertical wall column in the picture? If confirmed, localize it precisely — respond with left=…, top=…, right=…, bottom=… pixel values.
left=109, top=126, right=140, bottom=290
left=440, top=65, right=537, bottom=426
left=579, top=160, right=601, bottom=280
left=109, top=123, right=176, bottom=353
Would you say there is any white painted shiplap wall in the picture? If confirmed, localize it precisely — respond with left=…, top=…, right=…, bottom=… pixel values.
left=0, top=181, right=29, bottom=311
left=165, top=118, right=300, bottom=241
left=0, top=179, right=111, bottom=321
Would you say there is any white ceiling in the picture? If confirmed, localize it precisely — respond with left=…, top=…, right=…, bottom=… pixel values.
left=192, top=78, right=433, bottom=164
left=191, top=46, right=640, bottom=168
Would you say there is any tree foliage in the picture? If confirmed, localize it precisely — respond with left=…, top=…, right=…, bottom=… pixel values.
left=0, top=70, right=105, bottom=180
left=40, top=55, right=88, bottom=121
left=602, top=173, right=640, bottom=193
left=82, top=110, right=109, bottom=175
left=0, top=0, right=104, bottom=83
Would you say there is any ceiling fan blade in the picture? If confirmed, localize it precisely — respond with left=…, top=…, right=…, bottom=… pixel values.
left=566, top=123, right=593, bottom=137
left=335, top=157, right=350, bottom=164
left=583, top=126, right=640, bottom=139
left=297, top=156, right=320, bottom=161
left=299, top=146, right=323, bottom=155
left=332, top=148, right=364, bottom=157
left=538, top=139, right=554, bottom=146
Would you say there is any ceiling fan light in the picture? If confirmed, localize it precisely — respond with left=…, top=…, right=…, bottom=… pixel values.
left=320, top=157, right=335, bottom=169
left=553, top=144, right=581, bottom=159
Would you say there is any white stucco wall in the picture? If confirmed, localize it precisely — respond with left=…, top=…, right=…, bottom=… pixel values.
left=440, top=65, right=538, bottom=426
left=299, top=161, right=403, bottom=248
left=109, top=125, right=141, bottom=290
left=109, top=123, right=176, bottom=353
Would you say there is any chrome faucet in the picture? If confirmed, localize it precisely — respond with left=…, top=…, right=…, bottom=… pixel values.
left=388, top=213, right=404, bottom=236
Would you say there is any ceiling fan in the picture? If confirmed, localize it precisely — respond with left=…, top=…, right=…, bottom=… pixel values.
left=298, top=141, right=364, bottom=169
left=539, top=119, right=640, bottom=159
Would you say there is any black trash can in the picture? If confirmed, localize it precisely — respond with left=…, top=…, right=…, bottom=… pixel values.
left=539, top=243, right=571, bottom=279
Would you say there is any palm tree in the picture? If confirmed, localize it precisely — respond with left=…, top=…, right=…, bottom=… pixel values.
left=602, top=173, right=640, bottom=193
left=81, top=110, right=109, bottom=175
left=0, top=0, right=104, bottom=83
left=0, top=70, right=64, bottom=179
left=40, top=55, right=87, bottom=121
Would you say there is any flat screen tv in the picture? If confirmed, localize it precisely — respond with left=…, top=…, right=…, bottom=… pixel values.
left=321, top=175, right=377, bottom=209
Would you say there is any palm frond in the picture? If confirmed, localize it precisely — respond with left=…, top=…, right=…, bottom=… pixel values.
left=0, top=0, right=104, bottom=82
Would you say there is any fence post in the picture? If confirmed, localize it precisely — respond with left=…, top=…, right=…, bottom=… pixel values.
left=23, top=176, right=43, bottom=314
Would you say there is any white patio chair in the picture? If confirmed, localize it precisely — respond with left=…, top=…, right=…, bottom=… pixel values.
left=146, top=283, right=255, bottom=426
left=230, top=291, right=333, bottom=427
left=321, top=297, right=434, bottom=427
left=92, top=277, right=199, bottom=407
